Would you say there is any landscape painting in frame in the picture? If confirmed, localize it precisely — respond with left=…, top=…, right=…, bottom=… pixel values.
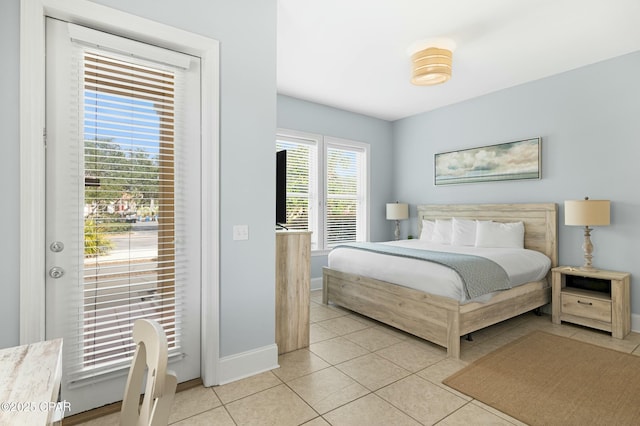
left=435, top=138, right=541, bottom=185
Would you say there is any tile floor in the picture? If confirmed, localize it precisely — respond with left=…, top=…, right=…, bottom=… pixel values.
left=75, top=289, right=640, bottom=426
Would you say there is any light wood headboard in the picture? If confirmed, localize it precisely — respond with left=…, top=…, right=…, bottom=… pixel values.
left=416, top=203, right=558, bottom=267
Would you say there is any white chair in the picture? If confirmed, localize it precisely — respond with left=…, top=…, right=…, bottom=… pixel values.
left=120, top=319, right=177, bottom=426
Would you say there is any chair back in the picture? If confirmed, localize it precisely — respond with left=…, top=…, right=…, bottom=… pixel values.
left=121, top=319, right=177, bottom=426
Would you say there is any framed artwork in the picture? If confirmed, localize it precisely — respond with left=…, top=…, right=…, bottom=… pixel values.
left=434, top=137, right=541, bottom=185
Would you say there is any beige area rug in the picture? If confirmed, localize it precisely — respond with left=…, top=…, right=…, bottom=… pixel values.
left=443, top=331, right=640, bottom=426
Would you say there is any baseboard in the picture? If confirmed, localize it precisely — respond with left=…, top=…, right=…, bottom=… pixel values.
left=217, top=343, right=279, bottom=385
left=311, top=277, right=322, bottom=291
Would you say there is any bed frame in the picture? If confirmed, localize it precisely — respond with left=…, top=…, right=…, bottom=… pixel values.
left=322, top=203, right=558, bottom=359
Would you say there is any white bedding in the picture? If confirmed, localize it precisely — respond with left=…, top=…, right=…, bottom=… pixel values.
left=327, top=239, right=551, bottom=303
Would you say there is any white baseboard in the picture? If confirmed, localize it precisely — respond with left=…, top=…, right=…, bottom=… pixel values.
left=632, top=313, right=640, bottom=334
left=217, top=343, right=279, bottom=385
left=311, top=277, right=323, bottom=291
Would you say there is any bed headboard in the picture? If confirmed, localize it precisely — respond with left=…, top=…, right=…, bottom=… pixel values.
left=416, top=203, right=558, bottom=267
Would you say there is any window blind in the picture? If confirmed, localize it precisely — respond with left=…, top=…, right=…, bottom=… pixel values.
left=276, top=131, right=368, bottom=251
left=69, top=48, right=186, bottom=382
left=276, top=138, right=316, bottom=232
left=325, top=145, right=363, bottom=247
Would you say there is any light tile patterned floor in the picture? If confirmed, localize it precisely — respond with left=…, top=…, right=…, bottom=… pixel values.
left=73, top=289, right=640, bottom=426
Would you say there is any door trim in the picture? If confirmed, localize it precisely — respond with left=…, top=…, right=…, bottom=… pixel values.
left=20, top=0, right=220, bottom=386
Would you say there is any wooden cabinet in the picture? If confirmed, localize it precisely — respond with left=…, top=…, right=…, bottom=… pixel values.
left=552, top=266, right=630, bottom=338
left=275, top=230, right=311, bottom=354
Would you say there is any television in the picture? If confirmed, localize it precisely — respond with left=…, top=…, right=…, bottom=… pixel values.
left=276, top=150, right=287, bottom=228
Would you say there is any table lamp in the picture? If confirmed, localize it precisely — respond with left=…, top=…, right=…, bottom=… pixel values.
left=564, top=197, right=610, bottom=271
left=386, top=202, right=409, bottom=241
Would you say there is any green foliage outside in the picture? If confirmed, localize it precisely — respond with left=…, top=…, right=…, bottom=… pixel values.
left=84, top=139, right=160, bottom=256
left=84, top=219, right=114, bottom=257
left=85, top=139, right=159, bottom=214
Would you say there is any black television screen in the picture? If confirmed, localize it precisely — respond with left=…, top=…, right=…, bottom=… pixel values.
left=276, top=150, right=287, bottom=226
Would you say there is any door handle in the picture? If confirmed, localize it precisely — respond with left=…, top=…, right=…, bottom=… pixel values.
left=49, top=267, right=65, bottom=279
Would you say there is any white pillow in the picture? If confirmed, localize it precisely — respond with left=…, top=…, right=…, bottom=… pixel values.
left=475, top=220, right=525, bottom=248
left=451, top=218, right=477, bottom=246
left=431, top=219, right=453, bottom=245
left=419, top=220, right=435, bottom=241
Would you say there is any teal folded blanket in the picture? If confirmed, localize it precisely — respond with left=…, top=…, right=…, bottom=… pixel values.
left=335, top=242, right=510, bottom=299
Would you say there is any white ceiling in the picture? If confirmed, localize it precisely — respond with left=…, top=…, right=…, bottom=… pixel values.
left=277, top=0, right=640, bottom=121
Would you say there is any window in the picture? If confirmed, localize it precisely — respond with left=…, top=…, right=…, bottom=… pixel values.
left=276, top=129, right=369, bottom=251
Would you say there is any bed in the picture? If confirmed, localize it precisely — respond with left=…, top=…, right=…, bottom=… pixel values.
left=322, top=203, right=558, bottom=359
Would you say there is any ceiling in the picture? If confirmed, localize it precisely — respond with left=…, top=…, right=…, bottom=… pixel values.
left=277, top=0, right=640, bottom=121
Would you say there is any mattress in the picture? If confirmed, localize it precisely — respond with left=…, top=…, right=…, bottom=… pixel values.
left=327, top=239, right=551, bottom=303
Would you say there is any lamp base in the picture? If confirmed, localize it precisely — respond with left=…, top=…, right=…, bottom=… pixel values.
left=580, top=226, right=595, bottom=270
left=578, top=265, right=596, bottom=272
left=394, top=220, right=400, bottom=241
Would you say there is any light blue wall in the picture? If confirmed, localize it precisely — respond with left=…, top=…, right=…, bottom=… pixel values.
left=393, top=51, right=640, bottom=316
left=1, top=0, right=277, bottom=358
left=277, top=95, right=395, bottom=279
left=0, top=0, right=20, bottom=347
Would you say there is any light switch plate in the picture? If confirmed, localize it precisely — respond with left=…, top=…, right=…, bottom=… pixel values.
left=233, top=225, right=249, bottom=240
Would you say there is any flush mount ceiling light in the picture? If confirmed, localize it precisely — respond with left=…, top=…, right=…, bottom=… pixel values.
left=409, top=38, right=456, bottom=86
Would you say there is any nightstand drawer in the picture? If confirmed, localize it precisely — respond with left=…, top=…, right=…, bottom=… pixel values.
left=561, top=292, right=611, bottom=323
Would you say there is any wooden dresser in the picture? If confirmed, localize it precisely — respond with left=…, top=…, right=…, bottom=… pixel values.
left=275, top=230, right=311, bottom=354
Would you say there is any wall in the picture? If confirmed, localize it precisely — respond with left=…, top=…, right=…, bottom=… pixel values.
left=392, top=51, right=640, bottom=320
left=1, top=0, right=278, bottom=362
left=0, top=0, right=20, bottom=347
left=277, top=95, right=395, bottom=281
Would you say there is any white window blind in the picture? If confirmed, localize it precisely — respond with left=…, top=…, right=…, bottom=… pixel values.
left=325, top=144, right=364, bottom=247
left=276, top=137, right=317, bottom=234
left=71, top=47, right=186, bottom=381
left=276, top=130, right=368, bottom=251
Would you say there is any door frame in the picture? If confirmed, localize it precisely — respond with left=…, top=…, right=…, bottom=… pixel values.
left=20, top=0, right=220, bottom=386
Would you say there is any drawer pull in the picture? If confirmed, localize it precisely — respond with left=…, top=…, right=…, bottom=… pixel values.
left=577, top=300, right=593, bottom=306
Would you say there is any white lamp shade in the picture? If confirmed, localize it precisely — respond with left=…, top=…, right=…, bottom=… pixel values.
left=564, top=199, right=610, bottom=226
left=386, top=203, right=409, bottom=220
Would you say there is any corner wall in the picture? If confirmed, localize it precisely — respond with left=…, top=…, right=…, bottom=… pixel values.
left=392, top=51, right=640, bottom=320
left=0, top=0, right=20, bottom=347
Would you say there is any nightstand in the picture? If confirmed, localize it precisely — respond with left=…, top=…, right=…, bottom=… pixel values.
left=551, top=266, right=631, bottom=338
